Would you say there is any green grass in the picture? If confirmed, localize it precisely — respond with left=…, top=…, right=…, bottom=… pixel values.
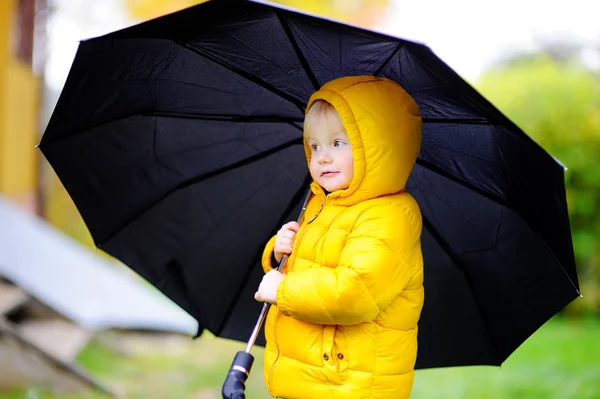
left=2, top=317, right=599, bottom=399
left=410, top=317, right=600, bottom=399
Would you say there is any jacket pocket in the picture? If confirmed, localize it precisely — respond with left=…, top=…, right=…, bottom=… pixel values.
left=321, top=326, right=349, bottom=384
left=333, top=327, right=350, bottom=378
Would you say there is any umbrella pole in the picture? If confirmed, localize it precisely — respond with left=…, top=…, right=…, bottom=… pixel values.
left=222, top=190, right=311, bottom=399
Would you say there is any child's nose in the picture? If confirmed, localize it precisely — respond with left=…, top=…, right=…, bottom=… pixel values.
left=318, top=149, right=332, bottom=163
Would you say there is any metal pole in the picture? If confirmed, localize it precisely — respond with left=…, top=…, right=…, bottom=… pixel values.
left=245, top=189, right=310, bottom=353
left=222, top=188, right=312, bottom=399
left=244, top=257, right=285, bottom=353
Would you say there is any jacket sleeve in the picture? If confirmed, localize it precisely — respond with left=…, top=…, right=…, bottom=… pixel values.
left=261, top=235, right=278, bottom=274
left=276, top=203, right=421, bottom=325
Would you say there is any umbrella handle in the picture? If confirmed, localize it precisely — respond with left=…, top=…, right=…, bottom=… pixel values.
left=221, top=294, right=273, bottom=398
left=222, top=351, right=254, bottom=399
left=221, top=189, right=312, bottom=399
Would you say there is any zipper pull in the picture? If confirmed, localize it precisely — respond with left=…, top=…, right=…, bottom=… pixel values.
left=306, top=199, right=325, bottom=224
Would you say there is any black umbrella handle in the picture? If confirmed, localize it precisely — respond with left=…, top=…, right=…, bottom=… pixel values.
left=221, top=189, right=312, bottom=399
left=221, top=291, right=274, bottom=399
left=222, top=351, right=254, bottom=399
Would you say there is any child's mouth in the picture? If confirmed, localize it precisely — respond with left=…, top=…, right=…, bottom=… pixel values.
left=321, top=171, right=339, bottom=177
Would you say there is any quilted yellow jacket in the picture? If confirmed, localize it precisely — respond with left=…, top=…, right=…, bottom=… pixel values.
left=261, top=76, right=424, bottom=399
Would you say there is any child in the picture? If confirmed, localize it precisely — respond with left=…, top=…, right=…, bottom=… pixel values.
left=255, top=75, right=424, bottom=399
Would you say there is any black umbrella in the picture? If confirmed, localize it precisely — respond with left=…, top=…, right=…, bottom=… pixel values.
left=40, top=0, right=579, bottom=381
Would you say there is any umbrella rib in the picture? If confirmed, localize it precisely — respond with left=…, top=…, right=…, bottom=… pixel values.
left=41, top=113, right=304, bottom=148
left=415, top=158, right=507, bottom=207
left=373, top=43, right=403, bottom=76
left=149, top=111, right=304, bottom=124
left=215, top=174, right=313, bottom=335
left=416, top=159, right=579, bottom=295
left=178, top=42, right=306, bottom=113
left=96, top=136, right=305, bottom=247
left=276, top=11, right=320, bottom=91
left=422, top=117, right=489, bottom=125
left=421, top=215, right=502, bottom=365
left=404, top=44, right=557, bottom=149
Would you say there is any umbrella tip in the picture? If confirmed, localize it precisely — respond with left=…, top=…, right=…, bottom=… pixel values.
left=552, top=156, right=567, bottom=171
left=34, top=144, right=40, bottom=149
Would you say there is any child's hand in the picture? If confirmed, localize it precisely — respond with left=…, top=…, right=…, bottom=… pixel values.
left=255, top=270, right=285, bottom=305
left=274, top=221, right=300, bottom=262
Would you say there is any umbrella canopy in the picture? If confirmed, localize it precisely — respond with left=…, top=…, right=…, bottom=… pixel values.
left=40, top=0, right=579, bottom=368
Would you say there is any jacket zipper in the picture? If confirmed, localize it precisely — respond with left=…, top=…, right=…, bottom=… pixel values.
left=306, top=196, right=326, bottom=225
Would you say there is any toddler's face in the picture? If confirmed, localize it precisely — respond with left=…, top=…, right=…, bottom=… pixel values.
left=305, top=111, right=354, bottom=193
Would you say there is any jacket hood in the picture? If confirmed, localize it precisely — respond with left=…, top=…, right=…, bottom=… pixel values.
left=305, top=76, right=422, bottom=205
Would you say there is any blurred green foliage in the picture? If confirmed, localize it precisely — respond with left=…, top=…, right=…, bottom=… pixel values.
left=477, top=52, right=600, bottom=316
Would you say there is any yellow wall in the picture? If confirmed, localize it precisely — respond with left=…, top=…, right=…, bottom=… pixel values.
left=45, top=172, right=95, bottom=247
left=0, top=0, right=40, bottom=212
left=125, top=0, right=388, bottom=27
left=0, top=0, right=95, bottom=247
left=125, top=0, right=208, bottom=20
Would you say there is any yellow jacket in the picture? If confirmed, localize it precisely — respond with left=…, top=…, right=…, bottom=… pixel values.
left=261, top=76, right=424, bottom=399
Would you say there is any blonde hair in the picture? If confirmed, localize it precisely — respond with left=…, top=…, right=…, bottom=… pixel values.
left=304, top=100, right=344, bottom=137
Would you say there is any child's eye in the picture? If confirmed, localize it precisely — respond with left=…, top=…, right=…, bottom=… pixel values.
left=334, top=140, right=345, bottom=147
left=311, top=144, right=320, bottom=151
